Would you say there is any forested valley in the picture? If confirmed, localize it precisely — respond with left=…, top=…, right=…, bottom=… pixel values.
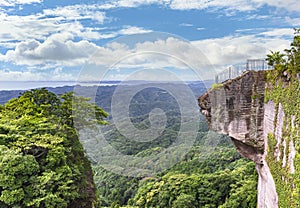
left=0, top=82, right=257, bottom=208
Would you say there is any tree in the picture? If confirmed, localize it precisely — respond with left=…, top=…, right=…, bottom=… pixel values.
left=285, top=28, right=300, bottom=74
left=265, top=51, right=285, bottom=67
left=0, top=89, right=108, bottom=207
left=266, top=28, right=300, bottom=76
left=0, top=145, right=39, bottom=206
left=172, top=194, right=197, bottom=208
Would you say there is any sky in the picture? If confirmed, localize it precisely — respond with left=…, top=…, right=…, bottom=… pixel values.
left=0, top=0, right=299, bottom=84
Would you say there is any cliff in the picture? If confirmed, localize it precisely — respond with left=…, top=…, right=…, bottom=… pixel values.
left=198, top=70, right=299, bottom=208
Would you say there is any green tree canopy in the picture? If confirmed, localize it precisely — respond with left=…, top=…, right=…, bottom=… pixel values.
left=0, top=88, right=108, bottom=208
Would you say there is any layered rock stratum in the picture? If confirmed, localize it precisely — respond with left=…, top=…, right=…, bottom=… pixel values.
left=198, top=70, right=294, bottom=208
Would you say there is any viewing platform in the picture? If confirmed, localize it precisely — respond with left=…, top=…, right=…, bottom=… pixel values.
left=215, top=59, right=272, bottom=83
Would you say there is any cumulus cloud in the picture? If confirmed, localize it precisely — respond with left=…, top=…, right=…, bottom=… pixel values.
left=2, top=27, right=292, bottom=79
left=192, top=29, right=293, bottom=70
left=0, top=24, right=152, bottom=67
left=0, top=5, right=152, bottom=49
left=87, top=28, right=294, bottom=73
left=82, top=36, right=216, bottom=81
left=0, top=27, right=295, bottom=81
left=90, top=37, right=211, bottom=70
left=0, top=10, right=102, bottom=49
left=1, top=33, right=100, bottom=66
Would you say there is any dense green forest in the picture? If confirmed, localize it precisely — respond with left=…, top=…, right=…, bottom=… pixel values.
left=0, top=83, right=258, bottom=207
left=0, top=89, right=107, bottom=207
left=93, top=134, right=258, bottom=208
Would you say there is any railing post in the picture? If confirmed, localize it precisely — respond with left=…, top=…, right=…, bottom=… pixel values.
left=215, top=75, right=219, bottom=83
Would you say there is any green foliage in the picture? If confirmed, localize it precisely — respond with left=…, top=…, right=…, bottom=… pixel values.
left=265, top=28, right=300, bottom=207
left=0, top=146, right=39, bottom=206
left=265, top=50, right=286, bottom=67
left=130, top=155, right=257, bottom=208
left=172, top=193, right=197, bottom=208
left=211, top=83, right=223, bottom=90
left=266, top=28, right=300, bottom=83
left=93, top=166, right=139, bottom=207
left=266, top=134, right=298, bottom=208
left=92, top=123, right=257, bottom=208
left=92, top=96, right=257, bottom=208
left=0, top=88, right=108, bottom=207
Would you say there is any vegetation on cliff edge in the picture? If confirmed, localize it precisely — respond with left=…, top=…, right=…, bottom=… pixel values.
left=265, top=28, right=300, bottom=208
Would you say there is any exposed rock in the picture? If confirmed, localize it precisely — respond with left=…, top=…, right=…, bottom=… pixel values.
left=274, top=103, right=285, bottom=162
left=199, top=70, right=266, bottom=153
left=198, top=70, right=278, bottom=208
left=289, top=115, right=296, bottom=174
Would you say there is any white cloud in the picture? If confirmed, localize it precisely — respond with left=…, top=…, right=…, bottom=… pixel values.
left=285, top=17, right=300, bottom=27
left=244, top=14, right=270, bottom=20
left=0, top=22, right=152, bottom=67
left=59, top=28, right=296, bottom=81
left=179, top=23, right=194, bottom=27
left=0, top=5, right=152, bottom=48
left=0, top=27, right=295, bottom=81
left=97, top=0, right=169, bottom=9
left=169, top=0, right=257, bottom=11
left=43, top=4, right=106, bottom=24
left=89, top=37, right=209, bottom=69
left=0, top=70, right=43, bottom=81
left=251, top=0, right=300, bottom=12
left=82, top=25, right=153, bottom=40
left=0, top=10, right=102, bottom=48
left=192, top=28, right=293, bottom=69
left=0, top=0, right=42, bottom=6
left=84, top=36, right=214, bottom=81
left=89, top=30, right=292, bottom=73
left=1, top=33, right=100, bottom=66
left=0, top=69, right=75, bottom=81
left=119, top=26, right=152, bottom=35
left=259, top=28, right=295, bottom=37
left=168, top=0, right=300, bottom=13
left=98, top=0, right=300, bottom=13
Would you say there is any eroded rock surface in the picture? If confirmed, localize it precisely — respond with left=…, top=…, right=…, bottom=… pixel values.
left=198, top=70, right=278, bottom=208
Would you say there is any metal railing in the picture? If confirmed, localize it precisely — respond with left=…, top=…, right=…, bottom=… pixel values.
left=215, top=59, right=272, bottom=83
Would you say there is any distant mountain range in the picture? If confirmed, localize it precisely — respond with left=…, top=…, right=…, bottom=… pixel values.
left=0, top=80, right=213, bottom=106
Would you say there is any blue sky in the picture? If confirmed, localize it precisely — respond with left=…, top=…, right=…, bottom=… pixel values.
left=0, top=0, right=299, bottom=83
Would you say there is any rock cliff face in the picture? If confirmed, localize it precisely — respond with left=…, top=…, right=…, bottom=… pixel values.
left=198, top=71, right=278, bottom=208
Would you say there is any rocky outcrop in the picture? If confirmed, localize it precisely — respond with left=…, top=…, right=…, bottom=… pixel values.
left=198, top=70, right=278, bottom=208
